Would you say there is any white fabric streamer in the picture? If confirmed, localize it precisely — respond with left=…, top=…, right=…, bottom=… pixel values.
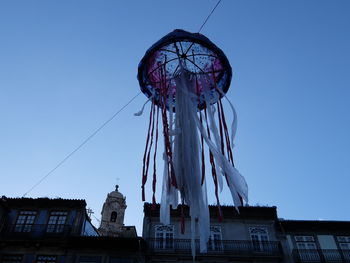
left=224, top=95, right=238, bottom=147
left=159, top=68, right=248, bottom=260
left=134, top=97, right=152, bottom=116
left=216, top=89, right=238, bottom=147
left=192, top=110, right=248, bottom=206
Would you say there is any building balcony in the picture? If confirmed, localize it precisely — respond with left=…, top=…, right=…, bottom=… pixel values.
left=146, top=238, right=283, bottom=258
left=0, top=224, right=72, bottom=239
left=292, top=249, right=350, bottom=262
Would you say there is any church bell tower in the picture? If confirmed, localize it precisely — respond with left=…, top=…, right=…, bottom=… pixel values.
left=98, top=185, right=127, bottom=236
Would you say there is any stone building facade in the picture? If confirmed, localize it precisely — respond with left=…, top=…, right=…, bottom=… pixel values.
left=1, top=192, right=350, bottom=263
left=142, top=203, right=350, bottom=263
left=143, top=203, right=284, bottom=263
left=0, top=195, right=144, bottom=263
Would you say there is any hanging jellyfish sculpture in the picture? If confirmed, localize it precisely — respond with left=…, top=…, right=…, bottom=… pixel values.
left=137, top=29, right=248, bottom=257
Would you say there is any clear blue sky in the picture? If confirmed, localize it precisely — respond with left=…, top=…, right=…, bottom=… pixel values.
left=1, top=0, right=349, bottom=233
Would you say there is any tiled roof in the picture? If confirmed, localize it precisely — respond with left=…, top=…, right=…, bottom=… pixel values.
left=1, top=196, right=86, bottom=208
left=279, top=219, right=350, bottom=233
left=143, top=203, right=278, bottom=220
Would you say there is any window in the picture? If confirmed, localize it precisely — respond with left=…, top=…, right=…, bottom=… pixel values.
left=295, top=235, right=320, bottom=261
left=155, top=225, right=174, bottom=249
left=14, top=211, right=36, bottom=232
left=79, top=256, right=102, bottom=263
left=1, top=255, right=23, bottom=263
left=295, top=235, right=315, bottom=242
left=249, top=227, right=269, bottom=252
left=208, top=226, right=223, bottom=251
left=110, top=211, right=117, bottom=222
left=337, top=236, right=350, bottom=261
left=46, top=211, right=68, bottom=233
left=36, top=256, right=56, bottom=263
left=338, top=236, right=350, bottom=249
left=82, top=220, right=99, bottom=236
left=109, top=259, right=132, bottom=263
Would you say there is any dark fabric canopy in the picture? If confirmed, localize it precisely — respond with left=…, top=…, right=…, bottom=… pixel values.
left=138, top=29, right=232, bottom=110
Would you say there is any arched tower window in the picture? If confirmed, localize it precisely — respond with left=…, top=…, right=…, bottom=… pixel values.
left=110, top=211, right=117, bottom=222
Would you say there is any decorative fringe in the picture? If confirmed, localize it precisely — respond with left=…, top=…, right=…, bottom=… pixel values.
left=141, top=101, right=154, bottom=201
left=140, top=68, right=248, bottom=259
left=152, top=106, right=160, bottom=208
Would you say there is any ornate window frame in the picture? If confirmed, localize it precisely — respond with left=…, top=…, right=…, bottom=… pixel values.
left=249, top=226, right=269, bottom=252
left=208, top=225, right=223, bottom=251
left=154, top=224, right=174, bottom=249
left=294, top=235, right=320, bottom=261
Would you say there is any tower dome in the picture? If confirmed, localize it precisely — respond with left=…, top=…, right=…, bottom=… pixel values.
left=98, top=185, right=127, bottom=237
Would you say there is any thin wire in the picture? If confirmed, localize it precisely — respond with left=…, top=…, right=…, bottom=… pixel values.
left=22, top=1, right=222, bottom=197
left=198, top=0, right=222, bottom=33
left=22, top=91, right=142, bottom=197
left=92, top=214, right=101, bottom=223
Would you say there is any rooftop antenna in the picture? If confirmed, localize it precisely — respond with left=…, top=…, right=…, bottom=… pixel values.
left=86, top=207, right=94, bottom=219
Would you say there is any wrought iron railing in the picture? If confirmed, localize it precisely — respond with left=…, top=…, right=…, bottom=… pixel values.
left=292, top=249, right=350, bottom=262
left=146, top=238, right=282, bottom=256
left=1, top=224, right=72, bottom=238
